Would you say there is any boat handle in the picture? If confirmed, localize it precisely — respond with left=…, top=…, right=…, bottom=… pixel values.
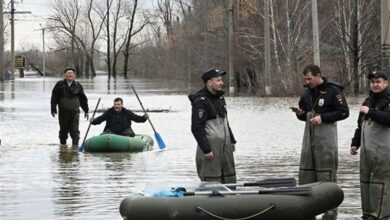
left=195, top=203, right=276, bottom=220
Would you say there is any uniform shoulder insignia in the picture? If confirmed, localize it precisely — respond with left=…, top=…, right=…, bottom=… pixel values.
left=198, top=109, right=205, bottom=118
left=336, top=94, right=344, bottom=104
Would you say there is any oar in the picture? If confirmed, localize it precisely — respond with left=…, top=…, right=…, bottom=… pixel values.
left=78, top=98, right=101, bottom=152
left=131, top=86, right=166, bottom=150
left=203, top=178, right=296, bottom=188
left=183, top=186, right=312, bottom=197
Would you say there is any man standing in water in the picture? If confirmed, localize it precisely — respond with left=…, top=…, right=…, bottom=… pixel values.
left=51, top=67, right=89, bottom=147
left=351, top=71, right=390, bottom=220
left=189, top=68, right=237, bottom=184
left=294, top=64, right=349, bottom=220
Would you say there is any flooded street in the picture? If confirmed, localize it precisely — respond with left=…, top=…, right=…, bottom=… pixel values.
left=0, top=76, right=363, bottom=219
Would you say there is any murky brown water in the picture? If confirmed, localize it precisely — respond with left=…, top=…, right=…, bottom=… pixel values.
left=0, top=76, right=363, bottom=219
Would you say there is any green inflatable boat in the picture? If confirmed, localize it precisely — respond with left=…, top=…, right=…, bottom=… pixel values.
left=119, top=182, right=344, bottom=220
left=83, top=134, right=154, bottom=152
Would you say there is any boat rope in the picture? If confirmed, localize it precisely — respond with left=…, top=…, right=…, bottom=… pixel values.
left=196, top=203, right=276, bottom=220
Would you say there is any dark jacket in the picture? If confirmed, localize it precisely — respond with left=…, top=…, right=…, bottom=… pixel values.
left=51, top=79, right=89, bottom=113
left=91, top=107, right=147, bottom=135
left=189, top=87, right=236, bottom=154
left=351, top=89, right=390, bottom=148
left=297, top=78, right=349, bottom=123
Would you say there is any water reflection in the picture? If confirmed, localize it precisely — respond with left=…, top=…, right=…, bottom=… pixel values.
left=52, top=146, right=83, bottom=218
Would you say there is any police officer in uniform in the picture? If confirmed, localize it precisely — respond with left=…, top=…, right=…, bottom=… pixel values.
left=189, top=68, right=237, bottom=184
left=294, top=64, right=349, bottom=220
left=51, top=67, right=89, bottom=147
left=351, top=71, right=390, bottom=220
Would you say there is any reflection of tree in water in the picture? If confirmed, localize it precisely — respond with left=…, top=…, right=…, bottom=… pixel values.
left=52, top=146, right=84, bottom=217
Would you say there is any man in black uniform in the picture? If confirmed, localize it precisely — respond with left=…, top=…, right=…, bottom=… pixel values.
left=189, top=68, right=237, bottom=184
left=90, top=97, right=148, bottom=136
left=294, top=64, right=349, bottom=220
left=351, top=71, right=390, bottom=220
left=51, top=67, right=89, bottom=147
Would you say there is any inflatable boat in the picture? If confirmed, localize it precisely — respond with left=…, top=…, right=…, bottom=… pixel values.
left=119, top=181, right=344, bottom=220
left=83, top=134, right=154, bottom=152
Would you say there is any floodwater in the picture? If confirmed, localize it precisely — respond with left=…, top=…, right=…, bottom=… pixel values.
left=0, top=76, right=364, bottom=219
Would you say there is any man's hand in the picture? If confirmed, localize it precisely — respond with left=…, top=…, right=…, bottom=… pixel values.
left=51, top=112, right=56, bottom=118
left=143, top=113, right=149, bottom=119
left=310, top=115, right=322, bottom=125
left=359, top=106, right=369, bottom=114
left=295, top=108, right=305, bottom=116
left=350, top=146, right=359, bottom=155
left=84, top=112, right=89, bottom=120
left=204, top=152, right=214, bottom=160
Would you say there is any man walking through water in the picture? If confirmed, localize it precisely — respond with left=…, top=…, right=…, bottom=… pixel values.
left=189, top=68, right=237, bottom=184
left=51, top=67, right=89, bottom=147
left=294, top=64, right=349, bottom=220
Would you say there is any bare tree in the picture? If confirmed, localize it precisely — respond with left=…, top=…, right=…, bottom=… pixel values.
left=111, top=0, right=125, bottom=79
left=86, top=0, right=107, bottom=77
left=157, top=0, right=174, bottom=37
left=122, top=0, right=149, bottom=79
left=49, top=0, right=83, bottom=75
left=331, top=0, right=379, bottom=94
left=104, top=0, right=114, bottom=79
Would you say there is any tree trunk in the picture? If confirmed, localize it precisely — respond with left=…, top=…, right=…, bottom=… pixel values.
left=106, top=0, right=111, bottom=79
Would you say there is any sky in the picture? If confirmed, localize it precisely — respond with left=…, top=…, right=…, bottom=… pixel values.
left=4, top=0, right=158, bottom=51
left=4, top=0, right=53, bottom=51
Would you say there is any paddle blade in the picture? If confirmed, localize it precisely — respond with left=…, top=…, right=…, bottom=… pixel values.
left=78, top=145, right=84, bottom=152
left=154, top=132, right=166, bottom=149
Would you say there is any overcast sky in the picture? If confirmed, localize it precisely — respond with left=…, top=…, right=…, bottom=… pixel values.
left=5, top=0, right=157, bottom=51
left=4, top=0, right=52, bottom=50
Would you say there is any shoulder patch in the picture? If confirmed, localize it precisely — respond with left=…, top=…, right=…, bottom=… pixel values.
left=198, top=109, right=205, bottom=118
left=336, top=94, right=344, bottom=104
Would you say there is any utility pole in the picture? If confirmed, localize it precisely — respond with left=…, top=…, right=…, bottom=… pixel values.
left=264, top=0, right=271, bottom=95
left=312, top=0, right=320, bottom=65
left=11, top=0, right=15, bottom=79
left=0, top=0, right=4, bottom=81
left=5, top=0, right=30, bottom=79
left=40, top=24, right=46, bottom=78
left=228, top=0, right=235, bottom=93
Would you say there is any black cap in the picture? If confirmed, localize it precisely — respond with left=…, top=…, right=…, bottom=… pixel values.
left=63, top=67, right=76, bottom=74
left=201, top=68, right=226, bottom=83
left=368, top=70, right=387, bottom=80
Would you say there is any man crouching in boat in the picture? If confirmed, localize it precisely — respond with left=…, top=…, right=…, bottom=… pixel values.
left=89, top=97, right=148, bottom=137
left=189, top=68, right=237, bottom=184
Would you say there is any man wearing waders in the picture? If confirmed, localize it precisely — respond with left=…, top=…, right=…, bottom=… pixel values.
left=294, top=64, right=349, bottom=220
left=51, top=67, right=89, bottom=147
left=189, top=68, right=237, bottom=184
left=351, top=71, right=390, bottom=220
